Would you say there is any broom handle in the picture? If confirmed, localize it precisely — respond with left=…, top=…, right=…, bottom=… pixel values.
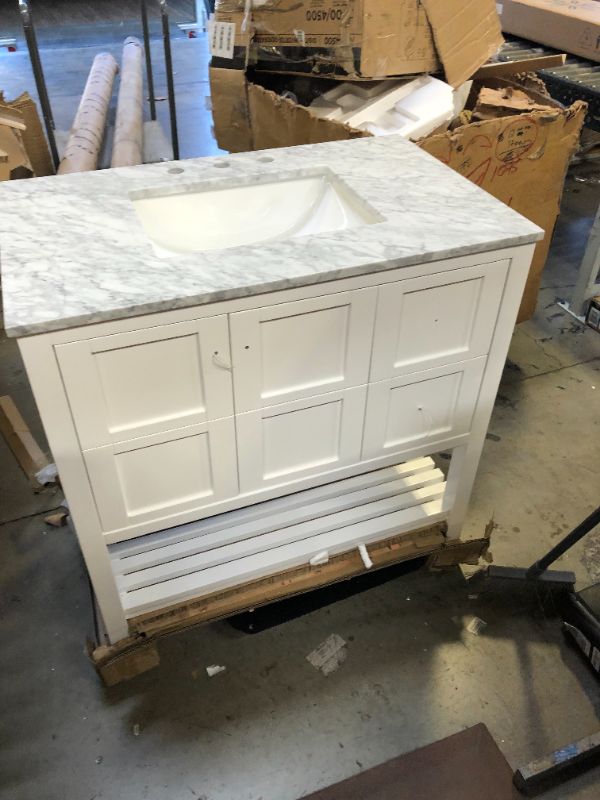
left=527, top=505, right=600, bottom=579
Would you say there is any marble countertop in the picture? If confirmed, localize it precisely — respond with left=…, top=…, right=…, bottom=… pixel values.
left=0, top=135, right=543, bottom=337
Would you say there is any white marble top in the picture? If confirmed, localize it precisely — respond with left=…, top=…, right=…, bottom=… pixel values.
left=0, top=135, right=543, bottom=337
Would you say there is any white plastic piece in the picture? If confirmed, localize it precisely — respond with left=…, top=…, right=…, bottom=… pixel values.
left=309, top=550, right=330, bottom=566
left=310, top=76, right=468, bottom=142
left=206, top=664, right=226, bottom=677
left=35, top=462, right=59, bottom=485
left=358, top=543, right=373, bottom=569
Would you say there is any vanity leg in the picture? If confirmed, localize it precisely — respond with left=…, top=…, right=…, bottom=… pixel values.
left=443, top=243, right=536, bottom=540
left=18, top=337, right=129, bottom=645
left=444, top=438, right=490, bottom=540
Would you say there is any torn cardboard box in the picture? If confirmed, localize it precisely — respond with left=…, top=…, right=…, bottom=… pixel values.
left=501, top=0, right=600, bottom=63
left=0, top=119, right=33, bottom=180
left=421, top=98, right=586, bottom=321
left=209, top=67, right=585, bottom=321
left=213, top=0, right=503, bottom=84
left=0, top=92, right=53, bottom=180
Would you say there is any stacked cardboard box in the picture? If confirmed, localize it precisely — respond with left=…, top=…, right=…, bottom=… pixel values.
left=0, top=92, right=54, bottom=181
left=501, top=0, right=600, bottom=63
left=211, top=0, right=503, bottom=85
left=208, top=1, right=586, bottom=321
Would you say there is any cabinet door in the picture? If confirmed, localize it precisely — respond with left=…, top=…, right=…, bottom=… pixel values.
left=230, top=289, right=377, bottom=412
left=362, top=358, right=486, bottom=459
left=236, top=387, right=367, bottom=493
left=83, top=418, right=238, bottom=534
left=56, top=316, right=233, bottom=449
left=370, top=261, right=508, bottom=381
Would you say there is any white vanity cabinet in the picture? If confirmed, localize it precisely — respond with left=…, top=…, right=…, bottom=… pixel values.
left=18, top=245, right=535, bottom=643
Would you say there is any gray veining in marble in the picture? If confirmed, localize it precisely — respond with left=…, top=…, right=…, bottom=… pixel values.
left=0, top=135, right=543, bottom=337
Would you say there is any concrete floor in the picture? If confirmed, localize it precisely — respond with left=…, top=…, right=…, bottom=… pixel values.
left=1, top=27, right=600, bottom=800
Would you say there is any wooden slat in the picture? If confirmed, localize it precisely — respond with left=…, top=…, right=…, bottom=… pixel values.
left=113, top=466, right=443, bottom=576
left=110, top=457, right=436, bottom=560
left=122, top=494, right=446, bottom=616
left=117, top=475, right=445, bottom=592
left=0, top=395, right=48, bottom=483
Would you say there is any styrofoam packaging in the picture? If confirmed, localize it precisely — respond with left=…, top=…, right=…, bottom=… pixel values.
left=310, top=76, right=471, bottom=141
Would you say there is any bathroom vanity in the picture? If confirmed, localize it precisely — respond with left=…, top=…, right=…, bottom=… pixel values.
left=0, top=135, right=543, bottom=646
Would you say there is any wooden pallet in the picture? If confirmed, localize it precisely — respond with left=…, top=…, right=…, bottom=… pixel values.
left=91, top=523, right=490, bottom=686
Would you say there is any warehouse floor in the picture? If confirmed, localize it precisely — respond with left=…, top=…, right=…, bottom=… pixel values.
left=1, top=29, right=600, bottom=800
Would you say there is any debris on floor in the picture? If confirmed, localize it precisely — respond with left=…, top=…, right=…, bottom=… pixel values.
left=306, top=634, right=348, bottom=676
left=466, top=616, right=488, bottom=636
left=206, top=664, right=227, bottom=677
left=44, top=509, right=69, bottom=528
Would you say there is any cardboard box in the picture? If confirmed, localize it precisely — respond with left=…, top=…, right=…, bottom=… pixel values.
left=0, top=92, right=53, bottom=180
left=213, top=0, right=502, bottom=84
left=501, top=0, right=600, bottom=63
left=0, top=122, right=33, bottom=181
left=209, top=67, right=585, bottom=321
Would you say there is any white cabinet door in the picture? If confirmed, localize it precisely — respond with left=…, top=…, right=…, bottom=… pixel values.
left=83, top=418, right=238, bottom=534
left=370, top=261, right=509, bottom=381
left=230, top=288, right=377, bottom=412
left=56, top=316, right=233, bottom=449
left=236, top=387, right=367, bottom=493
left=362, top=358, right=486, bottom=459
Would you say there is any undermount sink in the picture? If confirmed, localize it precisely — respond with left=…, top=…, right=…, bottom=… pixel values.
left=131, top=170, right=382, bottom=257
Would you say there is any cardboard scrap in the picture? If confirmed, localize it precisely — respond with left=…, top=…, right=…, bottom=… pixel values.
left=473, top=85, right=555, bottom=120
left=421, top=0, right=503, bottom=87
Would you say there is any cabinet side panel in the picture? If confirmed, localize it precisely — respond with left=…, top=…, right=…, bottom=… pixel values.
left=17, top=335, right=128, bottom=644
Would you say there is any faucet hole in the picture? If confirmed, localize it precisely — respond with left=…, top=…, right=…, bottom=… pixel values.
left=257, top=155, right=274, bottom=163
left=214, top=161, right=230, bottom=169
left=168, top=167, right=184, bottom=174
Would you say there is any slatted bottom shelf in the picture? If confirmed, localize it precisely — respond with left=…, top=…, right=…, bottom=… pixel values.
left=109, top=457, right=447, bottom=617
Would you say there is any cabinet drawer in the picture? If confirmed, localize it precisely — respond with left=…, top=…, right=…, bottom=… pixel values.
left=83, top=418, right=239, bottom=534
left=230, top=288, right=377, bottom=412
left=56, top=316, right=233, bottom=449
left=236, top=386, right=367, bottom=493
left=362, top=358, right=486, bottom=459
left=370, top=261, right=508, bottom=381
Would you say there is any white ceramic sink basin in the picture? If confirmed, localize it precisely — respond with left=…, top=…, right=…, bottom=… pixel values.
left=132, top=170, right=381, bottom=257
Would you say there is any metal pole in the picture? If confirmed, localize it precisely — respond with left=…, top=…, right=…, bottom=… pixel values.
left=159, top=0, right=180, bottom=160
left=526, top=504, right=600, bottom=579
left=18, top=0, right=60, bottom=170
left=140, top=0, right=157, bottom=121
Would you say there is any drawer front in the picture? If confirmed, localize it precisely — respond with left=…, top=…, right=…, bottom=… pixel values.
left=362, top=358, right=486, bottom=459
left=370, top=261, right=509, bottom=381
left=56, top=315, right=233, bottom=449
left=83, top=418, right=238, bottom=534
left=236, top=386, right=368, bottom=493
left=230, top=288, right=377, bottom=412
